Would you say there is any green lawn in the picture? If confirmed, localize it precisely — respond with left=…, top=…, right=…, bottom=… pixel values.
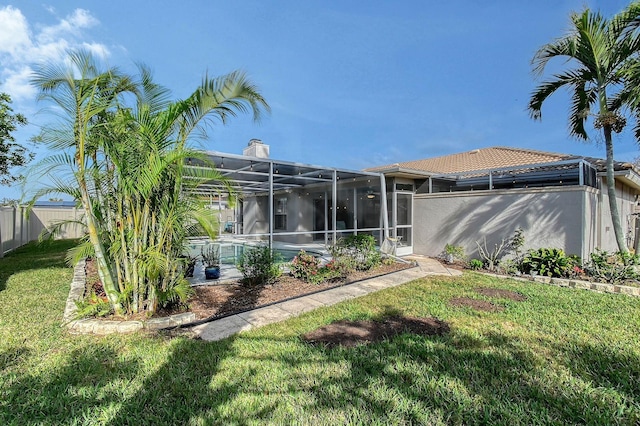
left=1, top=240, right=639, bottom=425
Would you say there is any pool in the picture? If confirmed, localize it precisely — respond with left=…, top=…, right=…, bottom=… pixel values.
left=185, top=240, right=326, bottom=264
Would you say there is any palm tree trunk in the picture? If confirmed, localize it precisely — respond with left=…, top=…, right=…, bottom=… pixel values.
left=78, top=173, right=123, bottom=314
left=604, top=125, right=628, bottom=253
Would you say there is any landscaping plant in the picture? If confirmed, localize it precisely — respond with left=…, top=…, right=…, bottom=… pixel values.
left=237, top=245, right=282, bottom=286
left=290, top=250, right=344, bottom=285
left=521, top=248, right=575, bottom=278
left=528, top=2, right=640, bottom=253
left=329, top=235, right=381, bottom=271
left=29, top=50, right=269, bottom=315
left=468, top=258, right=484, bottom=270
left=440, top=243, right=465, bottom=264
left=475, top=228, right=526, bottom=272
left=584, top=248, right=640, bottom=284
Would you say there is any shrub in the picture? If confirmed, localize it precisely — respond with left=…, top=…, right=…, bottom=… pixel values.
left=440, top=243, right=465, bottom=263
left=468, top=259, right=483, bottom=270
left=499, top=258, right=521, bottom=276
left=584, top=249, right=639, bottom=284
left=290, top=250, right=344, bottom=285
left=237, top=245, right=282, bottom=286
left=475, top=228, right=525, bottom=272
left=521, top=248, right=574, bottom=277
left=330, top=235, right=381, bottom=272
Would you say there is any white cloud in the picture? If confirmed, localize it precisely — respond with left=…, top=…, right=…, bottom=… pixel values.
left=0, top=6, right=32, bottom=57
left=37, top=8, right=98, bottom=44
left=2, top=66, right=37, bottom=101
left=0, top=6, right=108, bottom=102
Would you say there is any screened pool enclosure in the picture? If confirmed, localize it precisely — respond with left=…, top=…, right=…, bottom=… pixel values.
left=187, top=151, right=390, bottom=248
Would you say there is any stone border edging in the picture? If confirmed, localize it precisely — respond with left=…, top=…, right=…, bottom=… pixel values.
left=480, top=272, right=640, bottom=297
left=63, top=260, right=195, bottom=335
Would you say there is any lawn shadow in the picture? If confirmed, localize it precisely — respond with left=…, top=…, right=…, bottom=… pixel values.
left=0, top=239, right=77, bottom=292
left=1, top=344, right=140, bottom=424
left=104, top=334, right=272, bottom=425
left=279, top=326, right=639, bottom=424
left=554, top=339, right=640, bottom=406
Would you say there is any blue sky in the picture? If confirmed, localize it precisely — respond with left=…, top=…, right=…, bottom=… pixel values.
left=1, top=1, right=638, bottom=200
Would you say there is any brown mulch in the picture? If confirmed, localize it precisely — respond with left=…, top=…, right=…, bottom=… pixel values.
left=301, top=315, right=450, bottom=348
left=84, top=259, right=413, bottom=320
left=474, top=287, right=527, bottom=301
left=449, top=297, right=504, bottom=312
left=187, top=262, right=411, bottom=320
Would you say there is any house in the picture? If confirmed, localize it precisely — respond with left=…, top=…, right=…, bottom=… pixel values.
left=201, top=142, right=640, bottom=261
left=366, top=146, right=640, bottom=260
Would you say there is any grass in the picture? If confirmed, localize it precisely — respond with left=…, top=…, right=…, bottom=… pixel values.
left=1, top=240, right=639, bottom=425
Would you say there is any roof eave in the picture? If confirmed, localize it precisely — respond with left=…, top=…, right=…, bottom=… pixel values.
left=378, top=167, right=435, bottom=179
left=599, top=169, right=640, bottom=192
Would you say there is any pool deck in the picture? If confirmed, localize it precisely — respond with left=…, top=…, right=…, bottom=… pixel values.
left=191, top=255, right=461, bottom=341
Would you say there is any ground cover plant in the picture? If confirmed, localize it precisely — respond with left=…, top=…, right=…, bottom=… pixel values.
left=1, top=240, right=639, bottom=424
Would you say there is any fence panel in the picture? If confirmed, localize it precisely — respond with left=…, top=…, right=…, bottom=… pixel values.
left=0, top=205, right=85, bottom=257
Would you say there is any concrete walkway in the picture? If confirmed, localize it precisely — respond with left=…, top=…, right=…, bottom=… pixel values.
left=192, top=256, right=461, bottom=341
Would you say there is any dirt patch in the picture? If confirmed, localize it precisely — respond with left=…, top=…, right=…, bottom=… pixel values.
left=449, top=297, right=504, bottom=312
left=474, top=287, right=527, bottom=301
left=301, top=316, right=450, bottom=347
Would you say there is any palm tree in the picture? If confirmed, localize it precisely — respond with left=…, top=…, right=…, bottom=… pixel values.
left=31, top=51, right=136, bottom=313
left=31, top=51, right=270, bottom=315
left=528, top=2, right=640, bottom=253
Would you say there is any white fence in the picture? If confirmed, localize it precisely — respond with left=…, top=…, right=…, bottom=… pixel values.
left=0, top=205, right=85, bottom=258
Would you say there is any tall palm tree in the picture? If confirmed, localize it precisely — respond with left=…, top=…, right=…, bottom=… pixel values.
left=528, top=2, right=640, bottom=253
left=31, top=51, right=136, bottom=312
left=31, top=51, right=270, bottom=315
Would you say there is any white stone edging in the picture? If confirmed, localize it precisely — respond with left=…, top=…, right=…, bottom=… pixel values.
left=63, top=260, right=195, bottom=335
left=480, top=272, right=640, bottom=297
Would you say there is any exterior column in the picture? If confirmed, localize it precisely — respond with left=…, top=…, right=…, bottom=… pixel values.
left=269, top=161, right=274, bottom=248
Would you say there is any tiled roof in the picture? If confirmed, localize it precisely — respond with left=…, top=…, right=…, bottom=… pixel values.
left=366, top=146, right=631, bottom=175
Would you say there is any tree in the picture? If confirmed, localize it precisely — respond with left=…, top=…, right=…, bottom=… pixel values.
left=528, top=2, right=640, bottom=253
left=31, top=50, right=269, bottom=315
left=0, top=92, right=31, bottom=185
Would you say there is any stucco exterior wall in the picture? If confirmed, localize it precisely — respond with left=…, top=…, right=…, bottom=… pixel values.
left=598, top=177, right=639, bottom=251
left=241, top=192, right=318, bottom=243
left=413, top=186, right=589, bottom=258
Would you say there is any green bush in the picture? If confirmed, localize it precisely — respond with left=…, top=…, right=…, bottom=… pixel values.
left=290, top=250, right=344, bottom=285
left=468, top=259, right=483, bottom=270
left=330, top=235, right=381, bottom=271
left=237, top=245, right=282, bottom=286
left=584, top=249, right=639, bottom=284
left=521, top=248, right=574, bottom=277
left=441, top=243, right=465, bottom=263
left=75, top=292, right=112, bottom=319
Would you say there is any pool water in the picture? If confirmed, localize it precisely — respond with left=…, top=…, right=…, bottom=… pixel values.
left=186, top=242, right=323, bottom=265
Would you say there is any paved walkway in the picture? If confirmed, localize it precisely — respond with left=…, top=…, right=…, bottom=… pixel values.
left=192, top=256, right=462, bottom=341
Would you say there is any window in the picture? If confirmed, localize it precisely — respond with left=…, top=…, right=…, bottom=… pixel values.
left=274, top=197, right=287, bottom=230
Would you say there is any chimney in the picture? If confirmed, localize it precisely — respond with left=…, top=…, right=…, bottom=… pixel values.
left=243, top=139, right=269, bottom=158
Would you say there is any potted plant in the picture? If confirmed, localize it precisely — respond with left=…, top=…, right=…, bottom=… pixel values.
left=183, top=255, right=197, bottom=278
left=201, top=246, right=221, bottom=279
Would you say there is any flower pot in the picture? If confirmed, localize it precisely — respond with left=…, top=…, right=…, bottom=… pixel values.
left=204, top=266, right=221, bottom=280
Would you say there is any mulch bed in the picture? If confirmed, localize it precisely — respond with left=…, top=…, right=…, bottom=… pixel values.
left=84, top=259, right=413, bottom=320
left=187, top=262, right=411, bottom=319
left=301, top=315, right=450, bottom=347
